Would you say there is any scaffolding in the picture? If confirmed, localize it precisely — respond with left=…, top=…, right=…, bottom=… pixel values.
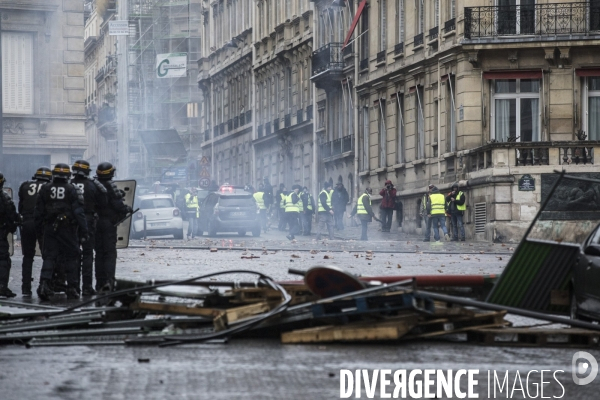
left=127, top=0, right=202, bottom=182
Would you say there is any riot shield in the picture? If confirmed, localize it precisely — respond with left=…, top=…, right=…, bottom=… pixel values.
left=114, top=180, right=136, bottom=249
left=2, top=188, right=14, bottom=256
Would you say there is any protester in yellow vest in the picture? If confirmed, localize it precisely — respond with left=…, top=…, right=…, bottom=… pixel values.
left=426, top=186, right=450, bottom=242
left=316, top=181, right=334, bottom=240
left=355, top=188, right=378, bottom=241
left=185, top=188, right=199, bottom=239
left=446, top=183, right=466, bottom=241
left=285, top=185, right=302, bottom=240
left=254, top=184, right=268, bottom=233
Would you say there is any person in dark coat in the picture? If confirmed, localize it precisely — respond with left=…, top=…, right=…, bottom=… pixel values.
left=379, top=180, right=397, bottom=232
left=446, top=183, right=466, bottom=241
left=332, top=182, right=349, bottom=231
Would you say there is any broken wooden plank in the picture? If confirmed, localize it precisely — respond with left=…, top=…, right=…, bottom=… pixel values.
left=131, top=301, right=223, bottom=319
left=404, top=311, right=508, bottom=339
left=281, top=314, right=420, bottom=344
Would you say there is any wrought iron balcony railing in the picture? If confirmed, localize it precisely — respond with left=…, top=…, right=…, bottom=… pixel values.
left=394, top=42, right=404, bottom=55
left=321, top=135, right=355, bottom=159
left=429, top=26, right=439, bottom=41
left=359, top=58, right=369, bottom=70
left=444, top=18, right=456, bottom=33
left=376, top=50, right=386, bottom=63
left=311, top=43, right=344, bottom=76
left=414, top=33, right=424, bottom=47
left=465, top=3, right=600, bottom=39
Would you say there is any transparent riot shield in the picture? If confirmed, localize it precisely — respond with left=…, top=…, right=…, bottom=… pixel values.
left=114, top=180, right=136, bottom=249
left=2, top=188, right=14, bottom=256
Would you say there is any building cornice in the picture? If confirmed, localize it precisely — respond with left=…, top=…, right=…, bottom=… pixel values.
left=0, top=0, right=60, bottom=12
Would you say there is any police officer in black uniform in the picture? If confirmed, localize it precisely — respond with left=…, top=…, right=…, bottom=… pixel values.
left=71, top=160, right=107, bottom=296
left=18, top=167, right=52, bottom=296
left=94, top=162, right=131, bottom=292
left=35, top=164, right=88, bottom=300
left=0, top=172, right=21, bottom=298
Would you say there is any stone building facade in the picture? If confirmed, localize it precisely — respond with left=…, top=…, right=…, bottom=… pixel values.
left=310, top=0, right=600, bottom=241
left=1, top=0, right=86, bottom=188
left=198, top=0, right=254, bottom=186
left=253, top=0, right=315, bottom=192
left=84, top=3, right=118, bottom=168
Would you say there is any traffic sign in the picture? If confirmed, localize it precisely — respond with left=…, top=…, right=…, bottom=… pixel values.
left=200, top=167, right=210, bottom=178
left=199, top=178, right=210, bottom=188
left=200, top=156, right=210, bottom=165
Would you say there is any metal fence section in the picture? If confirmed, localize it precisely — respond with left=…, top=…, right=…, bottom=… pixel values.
left=465, top=3, right=600, bottom=38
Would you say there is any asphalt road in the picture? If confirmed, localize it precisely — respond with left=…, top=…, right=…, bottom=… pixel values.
left=1, top=233, right=599, bottom=399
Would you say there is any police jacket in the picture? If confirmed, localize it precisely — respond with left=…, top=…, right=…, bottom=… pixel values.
left=34, top=180, right=87, bottom=235
left=18, top=180, right=47, bottom=219
left=71, top=176, right=108, bottom=216
left=96, top=179, right=130, bottom=224
left=0, top=189, right=19, bottom=233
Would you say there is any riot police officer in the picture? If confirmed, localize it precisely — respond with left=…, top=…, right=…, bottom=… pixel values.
left=35, top=164, right=88, bottom=300
left=94, top=162, right=131, bottom=292
left=71, top=160, right=107, bottom=296
left=0, top=172, right=20, bottom=298
left=18, top=167, right=52, bottom=296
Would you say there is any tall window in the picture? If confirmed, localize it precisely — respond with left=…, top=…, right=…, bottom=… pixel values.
left=584, top=77, right=600, bottom=140
left=379, top=0, right=387, bottom=51
left=397, top=0, right=405, bottom=43
left=433, top=0, right=439, bottom=27
left=396, top=93, right=405, bottom=163
left=417, top=0, right=424, bottom=34
left=492, top=79, right=540, bottom=142
left=416, top=86, right=425, bottom=159
left=446, top=75, right=456, bottom=152
left=497, top=0, right=535, bottom=35
left=362, top=106, right=369, bottom=171
left=4, top=32, right=34, bottom=115
left=360, top=6, right=369, bottom=62
left=449, top=0, right=456, bottom=19
left=378, top=99, right=387, bottom=167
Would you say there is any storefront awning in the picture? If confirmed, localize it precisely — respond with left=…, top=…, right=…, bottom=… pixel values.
left=576, top=69, right=600, bottom=77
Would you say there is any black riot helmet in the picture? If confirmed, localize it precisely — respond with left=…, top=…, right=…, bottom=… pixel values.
left=96, top=161, right=115, bottom=180
left=0, top=172, right=5, bottom=188
left=72, top=160, right=91, bottom=177
left=33, top=167, right=52, bottom=182
left=52, top=163, right=71, bottom=180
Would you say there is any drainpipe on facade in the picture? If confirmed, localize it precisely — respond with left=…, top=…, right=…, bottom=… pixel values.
left=311, top=4, right=318, bottom=198
left=211, top=80, right=215, bottom=183
left=437, top=63, right=441, bottom=185
left=353, top=10, right=360, bottom=204
left=117, top=0, right=129, bottom=179
left=251, top=21, right=256, bottom=186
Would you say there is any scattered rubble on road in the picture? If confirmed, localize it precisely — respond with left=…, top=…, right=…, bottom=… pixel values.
left=0, top=265, right=598, bottom=349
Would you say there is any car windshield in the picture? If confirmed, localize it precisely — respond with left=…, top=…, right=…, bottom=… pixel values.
left=140, top=198, right=174, bottom=209
left=218, top=196, right=254, bottom=207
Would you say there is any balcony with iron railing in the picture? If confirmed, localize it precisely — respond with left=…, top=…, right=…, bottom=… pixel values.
left=444, top=18, right=456, bottom=34
left=394, top=42, right=404, bottom=56
left=429, top=26, right=439, bottom=42
left=414, top=33, right=424, bottom=48
left=461, top=141, right=598, bottom=174
left=465, top=3, right=600, bottom=40
left=320, top=135, right=355, bottom=161
left=311, top=43, right=345, bottom=88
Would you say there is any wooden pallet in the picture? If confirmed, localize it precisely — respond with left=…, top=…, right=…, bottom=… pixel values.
left=403, top=311, right=508, bottom=339
left=281, top=314, right=420, bottom=344
left=226, top=285, right=318, bottom=306
left=466, top=327, right=600, bottom=348
left=214, top=301, right=277, bottom=331
left=131, top=301, right=223, bottom=319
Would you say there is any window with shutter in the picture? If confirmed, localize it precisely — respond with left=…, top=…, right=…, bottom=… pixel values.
left=380, top=0, right=387, bottom=51
left=2, top=32, right=33, bottom=114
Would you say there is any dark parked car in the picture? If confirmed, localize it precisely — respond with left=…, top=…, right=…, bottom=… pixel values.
left=571, top=223, right=600, bottom=321
left=198, top=190, right=261, bottom=237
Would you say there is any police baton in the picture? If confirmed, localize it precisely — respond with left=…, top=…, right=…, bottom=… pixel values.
left=114, top=208, right=140, bottom=227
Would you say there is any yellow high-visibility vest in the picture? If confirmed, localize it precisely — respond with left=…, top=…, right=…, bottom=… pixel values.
left=185, top=193, right=199, bottom=209
left=285, top=193, right=300, bottom=213
left=306, top=194, right=313, bottom=211
left=430, top=193, right=446, bottom=215
left=253, top=191, right=266, bottom=210
left=279, top=192, right=286, bottom=209
left=357, top=193, right=370, bottom=215
left=456, top=191, right=466, bottom=211
left=317, top=189, right=332, bottom=212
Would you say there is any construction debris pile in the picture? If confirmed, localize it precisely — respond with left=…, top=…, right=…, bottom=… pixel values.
left=0, top=266, right=598, bottom=348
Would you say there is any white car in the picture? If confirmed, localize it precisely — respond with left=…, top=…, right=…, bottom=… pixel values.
left=132, top=194, right=184, bottom=239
